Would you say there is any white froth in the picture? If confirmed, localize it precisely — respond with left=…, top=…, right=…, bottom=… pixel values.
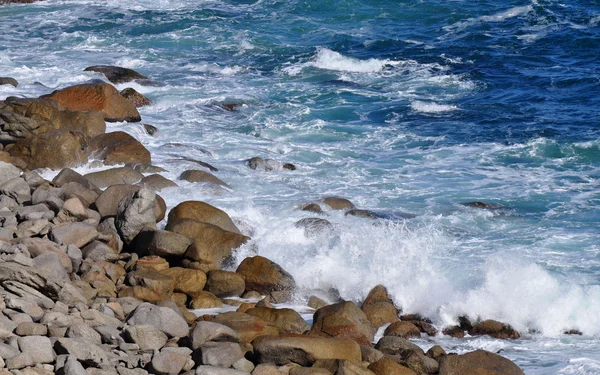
left=311, top=48, right=397, bottom=73
left=411, top=101, right=458, bottom=113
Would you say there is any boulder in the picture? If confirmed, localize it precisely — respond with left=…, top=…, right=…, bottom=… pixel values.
left=189, top=291, right=223, bottom=309
left=295, top=218, right=334, bottom=238
left=199, top=341, right=244, bottom=368
left=195, top=366, right=249, bottom=375
left=120, top=88, right=150, bottom=108
left=15, top=322, right=47, bottom=336
left=169, top=219, right=248, bottom=272
left=64, top=357, right=88, bottom=375
left=321, top=197, right=354, bottom=210
left=8, top=130, right=88, bottom=170
left=138, top=174, right=177, bottom=191
left=368, top=358, right=416, bottom=375
left=127, top=269, right=175, bottom=297
left=127, top=302, right=189, bottom=338
left=53, top=338, right=110, bottom=367
left=166, top=201, right=241, bottom=234
left=0, top=77, right=18, bottom=87
left=94, top=184, right=164, bottom=221
left=425, top=345, right=446, bottom=361
left=159, top=267, right=206, bottom=296
left=84, top=167, right=143, bottom=189
left=151, top=348, right=190, bottom=375
left=374, top=336, right=423, bottom=357
left=309, top=301, right=375, bottom=346
left=135, top=255, right=169, bottom=272
left=383, top=321, right=421, bottom=339
left=66, top=323, right=103, bottom=345
left=253, top=335, right=362, bottom=366
left=189, top=321, right=241, bottom=349
left=136, top=230, right=193, bottom=257
left=362, top=302, right=399, bottom=328
left=247, top=307, right=310, bottom=334
left=41, top=82, right=141, bottom=122
left=116, top=187, right=157, bottom=244
left=405, top=351, right=438, bottom=375
left=179, top=169, right=229, bottom=187
left=0, top=161, right=22, bottom=184
left=300, top=203, right=323, bottom=214
left=212, top=312, right=279, bottom=343
left=205, top=270, right=245, bottom=298
left=50, top=222, right=98, bottom=248
left=0, top=177, right=30, bottom=203
left=468, top=320, right=520, bottom=339
left=439, top=350, right=524, bottom=375
left=17, top=335, right=54, bottom=364
left=84, top=66, right=148, bottom=84
left=123, top=324, right=168, bottom=351
left=236, top=256, right=295, bottom=295
left=88, top=131, right=151, bottom=165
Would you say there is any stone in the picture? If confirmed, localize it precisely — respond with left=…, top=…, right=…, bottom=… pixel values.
left=246, top=307, right=310, bottom=334
left=18, top=336, right=54, bottom=364
left=116, top=187, right=157, bottom=244
left=94, top=184, right=163, bottom=222
left=88, top=132, right=151, bottom=165
left=405, top=351, right=438, bottom=375
left=289, top=368, right=331, bottom=375
left=82, top=241, right=118, bottom=262
left=368, top=358, right=416, bottom=375
left=206, top=270, right=245, bottom=297
left=135, top=255, right=169, bottom=272
left=33, top=252, right=70, bottom=281
left=84, top=66, right=148, bottom=84
left=66, top=323, right=103, bottom=345
left=15, top=322, right=47, bottom=336
left=53, top=338, right=109, bottom=367
left=41, top=82, right=140, bottom=122
left=300, top=203, right=323, bottom=214
left=0, top=342, right=20, bottom=359
left=308, top=296, right=328, bottom=310
left=439, top=350, right=524, bottom=375
left=425, top=345, right=446, bottom=361
left=233, top=358, right=254, bottom=373
left=212, top=312, right=279, bottom=343
left=151, top=348, right=190, bottom=375
left=199, top=341, right=243, bottom=368
left=8, top=131, right=88, bottom=170
left=441, top=326, right=464, bottom=338
left=361, top=302, right=399, bottom=328
left=64, top=357, right=88, bottom=375
left=360, top=346, right=384, bottom=364
left=468, top=320, right=521, bottom=339
left=50, top=222, right=98, bottom=248
left=295, top=218, right=334, bottom=238
left=236, top=256, right=295, bottom=295
left=321, top=197, right=354, bottom=210
left=0, top=161, right=21, bottom=185
left=120, top=88, right=150, bottom=108
left=138, top=174, right=177, bottom=192
left=0, top=77, right=18, bottom=87
left=94, top=325, right=123, bottom=345
left=0, top=177, right=30, bottom=203
left=143, top=124, right=158, bottom=136
left=166, top=201, right=241, bottom=234
left=374, top=336, right=423, bottom=357
left=309, top=301, right=375, bottom=346
left=127, top=269, right=174, bottom=297
left=126, top=302, right=189, bottom=338
left=190, top=321, right=241, bottom=349
left=123, top=324, right=167, bottom=351
left=136, top=229, right=193, bottom=257
left=0, top=262, right=64, bottom=301
left=189, top=291, right=223, bottom=309
left=246, top=157, right=280, bottom=171
left=5, top=297, right=45, bottom=321
left=383, top=321, right=421, bottom=339
left=179, top=170, right=229, bottom=188
left=159, top=267, right=206, bottom=296
left=5, top=353, right=34, bottom=370
left=195, top=366, right=249, bottom=375
left=84, top=167, right=143, bottom=189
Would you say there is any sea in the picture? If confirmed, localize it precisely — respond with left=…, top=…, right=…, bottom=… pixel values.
left=1, top=0, right=599, bottom=373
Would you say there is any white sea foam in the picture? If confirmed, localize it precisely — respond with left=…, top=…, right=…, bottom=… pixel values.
left=410, top=101, right=458, bottom=113
left=443, top=5, right=533, bottom=34
left=311, top=48, right=398, bottom=73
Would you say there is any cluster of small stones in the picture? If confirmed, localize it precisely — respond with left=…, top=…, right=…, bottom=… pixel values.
left=0, top=67, right=527, bottom=375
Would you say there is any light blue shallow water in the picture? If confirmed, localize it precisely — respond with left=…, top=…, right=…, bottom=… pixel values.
left=1, top=0, right=600, bottom=372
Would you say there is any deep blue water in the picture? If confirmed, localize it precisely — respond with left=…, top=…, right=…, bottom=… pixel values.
left=1, top=0, right=600, bottom=373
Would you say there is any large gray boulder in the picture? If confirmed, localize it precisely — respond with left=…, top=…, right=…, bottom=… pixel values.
left=115, top=187, right=157, bottom=244
left=53, top=338, right=110, bottom=367
left=18, top=335, right=54, bottom=364
left=126, top=302, right=189, bottom=338
left=189, top=321, right=241, bottom=349
left=199, top=341, right=243, bottom=368
left=123, top=325, right=168, bottom=351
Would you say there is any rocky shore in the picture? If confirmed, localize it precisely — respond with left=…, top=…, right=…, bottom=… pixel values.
left=0, top=68, right=526, bottom=375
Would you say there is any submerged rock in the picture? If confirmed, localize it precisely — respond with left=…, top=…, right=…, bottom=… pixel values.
left=0, top=77, right=18, bottom=87
left=439, top=350, right=524, bottom=375
left=84, top=65, right=148, bottom=84
left=88, top=131, right=151, bottom=165
left=120, top=88, right=150, bottom=108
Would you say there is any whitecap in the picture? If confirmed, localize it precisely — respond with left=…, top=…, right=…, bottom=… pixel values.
left=410, top=101, right=458, bottom=113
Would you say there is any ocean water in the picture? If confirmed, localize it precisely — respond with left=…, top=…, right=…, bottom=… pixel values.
left=1, top=0, right=600, bottom=373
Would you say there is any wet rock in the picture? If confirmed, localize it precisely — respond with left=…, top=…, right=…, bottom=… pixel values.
left=374, top=336, right=423, bottom=357
left=88, top=131, right=151, bottom=165
left=127, top=302, right=189, bottom=338
left=84, top=66, right=148, bottom=84
left=246, top=157, right=279, bottom=171
left=212, top=312, right=279, bottom=343
left=246, top=307, right=310, bottom=334
left=123, top=324, right=168, bottom=351
left=116, top=187, right=157, bottom=244
left=189, top=291, right=223, bottom=309
left=84, top=167, right=144, bottom=189
left=360, top=346, right=384, bottom=364
left=143, top=124, right=158, bottom=135
left=300, top=203, right=323, bottom=214
left=136, top=229, right=193, bottom=257
left=439, top=350, right=524, bottom=375
left=345, top=209, right=381, bottom=219
left=253, top=335, right=361, bottom=367
left=41, top=82, right=141, bottom=122
left=321, top=197, right=354, bottom=210
left=425, top=345, right=446, bottom=361
left=179, top=170, right=229, bottom=188
left=462, top=201, right=504, bottom=209
left=199, top=341, right=243, bottom=368
left=120, top=88, right=150, bottom=108
left=384, top=321, right=421, bottom=339
left=0, top=77, right=18, bottom=87
left=405, top=351, right=438, bottom=374
left=308, top=296, right=328, bottom=310
left=167, top=201, right=242, bottom=234
left=295, top=218, right=334, bottom=238
left=236, top=255, right=295, bottom=296
left=468, top=320, right=520, bottom=339
left=205, top=270, right=245, bottom=298
left=138, top=174, right=177, bottom=192
left=189, top=321, right=241, bottom=349
left=368, top=358, right=415, bottom=375
left=442, top=325, right=464, bottom=338
left=309, top=301, right=375, bottom=346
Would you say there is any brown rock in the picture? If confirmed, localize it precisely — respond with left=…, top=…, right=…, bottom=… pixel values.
left=212, top=311, right=279, bottom=343
left=188, top=291, right=223, bottom=309
left=138, top=174, right=177, bottom=192
left=135, top=255, right=170, bottom=272
left=442, top=325, right=464, bottom=338
left=0, top=77, right=18, bottom=87
left=368, top=358, right=416, bottom=375
left=468, top=320, right=520, bottom=339
left=405, top=351, right=439, bottom=374
left=160, top=267, right=207, bottom=296
left=236, top=255, right=295, bottom=296
left=439, top=350, right=524, bottom=375
left=362, top=302, right=399, bottom=328
left=321, top=197, right=354, bottom=210
left=8, top=130, right=88, bottom=170
left=118, top=285, right=165, bottom=303
left=383, top=321, right=421, bottom=339
left=166, top=200, right=241, bottom=234
left=179, top=169, right=229, bottom=187
left=84, top=167, right=143, bottom=189
left=205, top=270, right=245, bottom=298
left=309, top=301, right=375, bottom=346
left=425, top=345, right=446, bottom=361
left=88, top=131, right=150, bottom=165
left=120, top=88, right=150, bottom=108
left=247, top=307, right=310, bottom=334
left=127, top=269, right=174, bottom=297
left=94, top=184, right=165, bottom=222
left=136, top=230, right=193, bottom=257
left=300, top=203, right=323, bottom=214
left=84, top=66, right=148, bottom=84
left=308, top=296, right=328, bottom=310
left=253, top=335, right=362, bottom=366
left=41, top=82, right=141, bottom=122
left=362, top=285, right=394, bottom=307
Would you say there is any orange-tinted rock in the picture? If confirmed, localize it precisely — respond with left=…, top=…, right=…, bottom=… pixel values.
left=368, top=358, right=416, bottom=375
left=212, top=312, right=279, bottom=343
left=468, top=320, right=520, bottom=339
left=88, top=131, right=150, bottom=165
left=246, top=307, right=310, bottom=334
left=120, top=88, right=150, bottom=108
left=309, top=301, right=375, bottom=346
left=383, top=321, right=421, bottom=339
left=236, top=256, right=295, bottom=295
left=439, top=350, right=524, bottom=375
left=8, top=130, right=88, bottom=170
left=321, top=197, right=354, bottom=210
left=166, top=201, right=241, bottom=234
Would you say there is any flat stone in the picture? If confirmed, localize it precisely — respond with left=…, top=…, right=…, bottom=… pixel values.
left=18, top=335, right=54, bottom=364
left=123, top=324, right=167, bottom=351
left=189, top=321, right=241, bottom=349
left=199, top=341, right=243, bottom=368
left=126, top=302, right=189, bottom=338
left=15, top=322, right=48, bottom=336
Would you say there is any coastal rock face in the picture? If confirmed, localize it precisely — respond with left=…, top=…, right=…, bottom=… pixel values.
left=41, top=82, right=141, bottom=122
left=253, top=335, right=362, bottom=366
left=439, top=350, right=525, bottom=375
left=468, top=320, right=521, bottom=339
left=88, top=131, right=151, bottom=165
left=236, top=255, right=295, bottom=295
left=0, top=97, right=105, bottom=143
left=166, top=201, right=241, bottom=234
left=84, top=65, right=148, bottom=84
left=8, top=130, right=88, bottom=170
left=321, top=197, right=355, bottom=210
left=309, top=301, right=376, bottom=346
left=115, top=187, right=157, bottom=244
left=120, top=88, right=151, bottom=108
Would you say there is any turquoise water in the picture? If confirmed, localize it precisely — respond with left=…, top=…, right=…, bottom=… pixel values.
left=2, top=0, right=600, bottom=372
